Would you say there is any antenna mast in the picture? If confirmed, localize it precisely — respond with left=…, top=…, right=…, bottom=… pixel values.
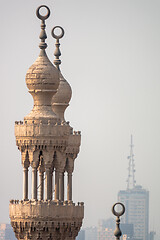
left=127, top=135, right=136, bottom=190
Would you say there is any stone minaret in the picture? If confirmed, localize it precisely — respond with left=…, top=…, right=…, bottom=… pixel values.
left=9, top=5, right=84, bottom=240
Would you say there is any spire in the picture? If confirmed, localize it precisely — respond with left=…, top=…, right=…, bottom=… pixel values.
left=51, top=26, right=72, bottom=121
left=36, top=5, right=50, bottom=52
left=126, top=135, right=136, bottom=190
left=52, top=26, right=65, bottom=71
left=25, top=5, right=60, bottom=121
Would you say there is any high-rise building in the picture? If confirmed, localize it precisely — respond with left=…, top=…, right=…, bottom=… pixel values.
left=0, top=224, right=16, bottom=240
left=154, top=234, right=160, bottom=240
left=121, top=223, right=134, bottom=239
left=149, top=231, right=156, bottom=240
left=9, top=4, right=84, bottom=240
left=118, top=136, right=149, bottom=240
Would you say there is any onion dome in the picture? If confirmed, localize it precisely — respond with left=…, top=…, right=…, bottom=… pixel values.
left=51, top=26, right=72, bottom=121
left=24, top=6, right=60, bottom=122
left=52, top=72, right=72, bottom=120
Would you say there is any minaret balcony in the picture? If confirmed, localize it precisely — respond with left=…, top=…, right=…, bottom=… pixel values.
left=9, top=200, right=84, bottom=221
left=15, top=120, right=80, bottom=139
left=9, top=200, right=84, bottom=239
left=15, top=121, right=72, bottom=137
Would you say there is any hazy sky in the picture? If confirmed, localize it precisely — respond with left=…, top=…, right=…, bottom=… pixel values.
left=1, top=0, right=160, bottom=236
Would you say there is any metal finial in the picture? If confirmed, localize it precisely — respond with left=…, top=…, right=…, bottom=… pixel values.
left=112, top=202, right=125, bottom=240
left=51, top=26, right=65, bottom=71
left=36, top=5, right=50, bottom=50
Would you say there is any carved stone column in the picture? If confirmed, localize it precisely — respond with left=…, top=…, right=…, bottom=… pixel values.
left=23, top=167, right=29, bottom=200
left=67, top=172, right=72, bottom=201
left=66, top=156, right=74, bottom=202
left=43, top=150, right=54, bottom=201
left=55, top=169, right=59, bottom=200
left=38, top=155, right=45, bottom=200
left=39, top=171, right=44, bottom=200
left=32, top=167, right=37, bottom=200
left=45, top=167, right=51, bottom=200
left=59, top=172, right=64, bottom=201
left=54, top=151, right=66, bottom=202
left=50, top=169, right=54, bottom=200
left=21, top=150, right=30, bottom=201
left=30, top=150, right=39, bottom=200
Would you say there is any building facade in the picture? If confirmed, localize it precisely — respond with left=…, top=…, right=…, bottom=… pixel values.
left=118, top=137, right=149, bottom=240
left=9, top=4, right=84, bottom=240
left=98, top=218, right=114, bottom=240
left=0, top=224, right=16, bottom=240
left=121, top=223, right=134, bottom=239
left=118, top=186, right=149, bottom=240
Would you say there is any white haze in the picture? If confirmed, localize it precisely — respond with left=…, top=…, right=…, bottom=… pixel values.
left=0, top=0, right=160, bottom=235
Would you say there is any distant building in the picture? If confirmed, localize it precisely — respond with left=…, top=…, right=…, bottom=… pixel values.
left=98, top=227, right=114, bottom=240
left=98, top=218, right=115, bottom=230
left=0, top=224, right=16, bottom=240
left=98, top=218, right=114, bottom=240
left=121, top=223, right=134, bottom=239
left=77, top=230, right=85, bottom=240
left=154, top=234, right=160, bottom=240
left=149, top=232, right=156, bottom=240
left=118, top=185, right=149, bottom=240
left=118, top=136, right=149, bottom=240
left=97, top=218, right=134, bottom=240
left=84, top=227, right=97, bottom=240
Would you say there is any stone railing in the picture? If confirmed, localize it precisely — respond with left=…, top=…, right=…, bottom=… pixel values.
left=15, top=121, right=81, bottom=139
left=15, top=121, right=72, bottom=137
left=9, top=200, right=84, bottom=220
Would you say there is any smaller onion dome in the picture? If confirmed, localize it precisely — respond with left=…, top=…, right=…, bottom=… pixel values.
left=51, top=26, right=72, bottom=121
left=52, top=73, right=72, bottom=120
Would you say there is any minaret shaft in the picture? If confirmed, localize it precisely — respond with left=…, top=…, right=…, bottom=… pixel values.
left=9, top=5, right=84, bottom=240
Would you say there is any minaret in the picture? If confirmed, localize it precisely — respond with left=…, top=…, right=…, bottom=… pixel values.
left=51, top=26, right=72, bottom=122
left=9, top=5, right=84, bottom=240
left=126, top=135, right=136, bottom=190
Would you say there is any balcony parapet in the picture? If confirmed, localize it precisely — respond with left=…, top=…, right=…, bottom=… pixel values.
left=15, top=121, right=81, bottom=144
left=15, top=121, right=72, bottom=137
left=9, top=200, right=84, bottom=220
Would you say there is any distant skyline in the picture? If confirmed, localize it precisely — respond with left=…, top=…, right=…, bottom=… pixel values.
left=1, top=0, right=160, bottom=236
